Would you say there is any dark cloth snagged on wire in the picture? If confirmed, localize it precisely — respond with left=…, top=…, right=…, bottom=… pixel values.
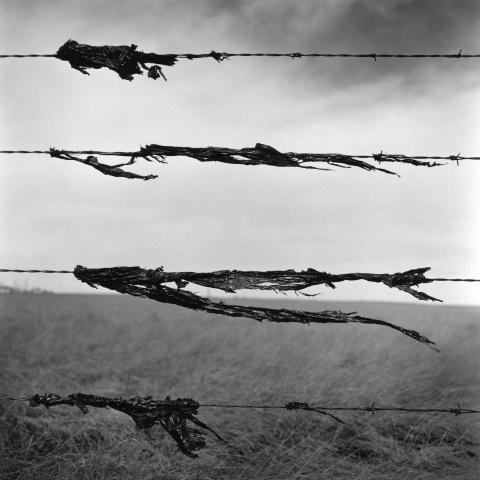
left=49, top=149, right=158, bottom=180
left=46, top=143, right=399, bottom=180
left=136, top=143, right=398, bottom=175
left=56, top=40, right=177, bottom=81
left=29, top=393, right=224, bottom=458
left=73, top=265, right=437, bottom=350
left=130, top=265, right=442, bottom=302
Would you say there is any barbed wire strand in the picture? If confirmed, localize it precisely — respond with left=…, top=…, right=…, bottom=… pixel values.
left=0, top=395, right=478, bottom=416
left=1, top=51, right=480, bottom=60
left=430, top=278, right=480, bottom=282
left=1, top=150, right=480, bottom=161
left=0, top=54, right=56, bottom=58
left=0, top=269, right=73, bottom=274
left=5, top=43, right=479, bottom=82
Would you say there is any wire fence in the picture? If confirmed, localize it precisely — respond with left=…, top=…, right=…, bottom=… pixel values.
left=2, top=36, right=479, bottom=463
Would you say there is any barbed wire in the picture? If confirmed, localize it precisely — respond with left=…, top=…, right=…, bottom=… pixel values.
left=2, top=49, right=479, bottom=60
left=1, top=394, right=478, bottom=415
left=0, top=54, right=56, bottom=58
left=0, top=269, right=73, bottom=274
left=1, top=393, right=477, bottom=456
left=1, top=146, right=479, bottom=180
left=1, top=40, right=478, bottom=81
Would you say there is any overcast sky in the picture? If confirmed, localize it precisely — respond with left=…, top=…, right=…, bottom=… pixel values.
left=1, top=0, right=479, bottom=304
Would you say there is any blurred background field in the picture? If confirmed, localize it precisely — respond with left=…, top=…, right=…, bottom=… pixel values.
left=0, top=293, right=479, bottom=479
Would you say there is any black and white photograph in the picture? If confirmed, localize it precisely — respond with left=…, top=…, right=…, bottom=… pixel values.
left=1, top=1, right=479, bottom=478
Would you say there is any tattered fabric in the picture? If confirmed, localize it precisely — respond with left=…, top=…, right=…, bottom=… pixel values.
left=29, top=393, right=224, bottom=457
left=73, top=265, right=437, bottom=349
left=56, top=40, right=177, bottom=81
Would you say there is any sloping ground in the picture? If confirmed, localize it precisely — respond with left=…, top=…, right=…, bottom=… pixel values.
left=0, top=294, right=479, bottom=479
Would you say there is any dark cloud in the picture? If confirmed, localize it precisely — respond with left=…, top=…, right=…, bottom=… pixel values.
left=199, top=0, right=480, bottom=90
left=203, top=0, right=480, bottom=50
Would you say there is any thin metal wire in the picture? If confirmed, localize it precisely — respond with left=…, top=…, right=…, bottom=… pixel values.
left=0, top=150, right=52, bottom=155
left=0, top=396, right=30, bottom=401
left=0, top=269, right=73, bottom=274
left=1, top=150, right=480, bottom=161
left=0, top=54, right=56, bottom=58
left=430, top=278, right=480, bottom=282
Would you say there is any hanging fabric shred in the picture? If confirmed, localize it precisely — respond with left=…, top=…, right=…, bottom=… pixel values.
left=29, top=393, right=224, bottom=457
left=72, top=265, right=438, bottom=349
left=56, top=40, right=177, bottom=81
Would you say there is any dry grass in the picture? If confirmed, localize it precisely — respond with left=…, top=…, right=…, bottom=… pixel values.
left=0, top=294, right=479, bottom=479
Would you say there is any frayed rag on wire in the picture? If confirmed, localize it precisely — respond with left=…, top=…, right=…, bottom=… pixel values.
left=29, top=393, right=224, bottom=458
left=45, top=143, right=456, bottom=179
left=21, top=394, right=345, bottom=456
left=73, top=265, right=437, bottom=349
left=56, top=40, right=176, bottom=81
left=49, top=149, right=158, bottom=181
left=129, top=265, right=444, bottom=302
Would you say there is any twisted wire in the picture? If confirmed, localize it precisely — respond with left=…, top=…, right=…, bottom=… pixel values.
left=430, top=278, right=480, bottom=282
left=176, top=51, right=480, bottom=59
left=0, top=269, right=73, bottom=274
left=0, top=54, right=56, bottom=58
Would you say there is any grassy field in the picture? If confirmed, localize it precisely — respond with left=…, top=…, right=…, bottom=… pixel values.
left=0, top=294, right=479, bottom=479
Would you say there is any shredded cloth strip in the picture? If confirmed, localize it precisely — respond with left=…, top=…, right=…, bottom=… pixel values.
left=1, top=144, right=478, bottom=179
left=27, top=393, right=223, bottom=458
left=1, top=40, right=479, bottom=81
left=1, top=393, right=478, bottom=457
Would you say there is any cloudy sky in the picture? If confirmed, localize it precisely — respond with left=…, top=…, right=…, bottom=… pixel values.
left=1, top=0, right=479, bottom=304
